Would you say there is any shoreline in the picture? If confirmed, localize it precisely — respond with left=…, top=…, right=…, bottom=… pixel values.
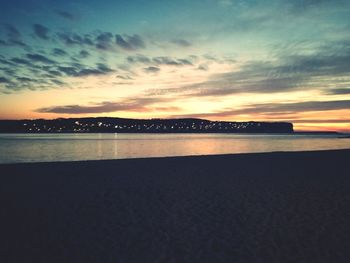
left=0, top=148, right=350, bottom=166
left=1, top=148, right=349, bottom=166
left=0, top=130, right=344, bottom=134
left=1, top=149, right=350, bottom=262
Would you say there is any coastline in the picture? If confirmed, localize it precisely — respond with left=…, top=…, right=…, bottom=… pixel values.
left=1, top=149, right=350, bottom=262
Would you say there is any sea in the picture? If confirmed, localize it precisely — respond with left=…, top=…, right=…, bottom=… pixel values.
left=0, top=133, right=349, bottom=164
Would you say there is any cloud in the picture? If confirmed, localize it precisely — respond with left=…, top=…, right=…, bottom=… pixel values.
left=95, top=32, right=113, bottom=50
left=10, top=57, right=32, bottom=65
left=0, top=77, right=11, bottom=84
left=169, top=40, right=350, bottom=97
left=181, top=100, right=350, bottom=119
left=47, top=70, right=62, bottom=77
left=57, top=66, right=77, bottom=76
left=170, top=99, right=350, bottom=120
left=127, top=54, right=151, bottom=64
left=55, top=10, right=76, bottom=21
left=0, top=57, right=14, bottom=66
left=0, top=68, right=15, bottom=77
left=8, top=40, right=26, bottom=47
left=58, top=32, right=94, bottom=46
left=153, top=106, right=182, bottom=112
left=26, top=53, right=55, bottom=64
left=116, top=75, right=134, bottom=80
left=33, top=24, right=49, bottom=40
left=16, top=77, right=36, bottom=82
left=79, top=50, right=90, bottom=58
left=171, top=39, right=192, bottom=47
left=152, top=56, right=179, bottom=66
left=57, top=31, right=145, bottom=52
left=326, top=88, right=350, bottom=95
left=198, top=64, right=209, bottom=71
left=290, top=119, right=350, bottom=124
left=52, top=48, right=67, bottom=56
left=232, top=100, right=350, bottom=115
left=3, top=24, right=26, bottom=47
left=0, top=74, right=52, bottom=92
left=126, top=54, right=194, bottom=70
left=0, top=29, right=121, bottom=92
left=76, top=68, right=106, bottom=76
left=177, top=59, right=193, bottom=65
left=144, top=66, right=160, bottom=73
left=51, top=79, right=65, bottom=85
left=288, top=0, right=345, bottom=13
left=56, top=63, right=113, bottom=77
left=4, top=24, right=20, bottom=40
left=96, top=63, right=113, bottom=73
left=153, top=56, right=193, bottom=66
left=115, top=34, right=145, bottom=51
left=36, top=98, right=167, bottom=114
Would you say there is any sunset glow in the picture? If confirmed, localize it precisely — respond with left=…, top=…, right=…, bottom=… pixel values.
left=1, top=0, right=350, bottom=132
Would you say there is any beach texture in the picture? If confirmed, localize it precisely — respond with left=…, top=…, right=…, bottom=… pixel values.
left=1, top=149, right=350, bottom=262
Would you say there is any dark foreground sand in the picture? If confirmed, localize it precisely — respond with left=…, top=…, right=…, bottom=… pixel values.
left=1, top=150, right=350, bottom=263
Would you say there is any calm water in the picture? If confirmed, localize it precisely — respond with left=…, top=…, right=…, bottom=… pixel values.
left=0, top=133, right=349, bottom=163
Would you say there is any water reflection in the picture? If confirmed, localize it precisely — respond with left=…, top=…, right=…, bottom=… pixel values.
left=0, top=133, right=349, bottom=163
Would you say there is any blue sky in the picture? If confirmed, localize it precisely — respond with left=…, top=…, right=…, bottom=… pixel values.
left=0, top=0, right=350, bottom=131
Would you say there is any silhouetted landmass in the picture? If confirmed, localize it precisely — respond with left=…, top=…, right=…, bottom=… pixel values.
left=0, top=117, right=294, bottom=133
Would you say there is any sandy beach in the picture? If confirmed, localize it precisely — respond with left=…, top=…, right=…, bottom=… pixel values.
left=1, top=149, right=350, bottom=262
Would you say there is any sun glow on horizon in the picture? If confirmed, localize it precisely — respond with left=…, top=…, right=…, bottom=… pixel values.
left=0, top=0, right=350, bottom=132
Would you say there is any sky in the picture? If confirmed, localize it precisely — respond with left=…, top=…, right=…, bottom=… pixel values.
left=0, top=0, right=350, bottom=131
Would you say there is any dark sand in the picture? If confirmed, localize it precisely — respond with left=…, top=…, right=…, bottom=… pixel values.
left=1, top=149, right=350, bottom=263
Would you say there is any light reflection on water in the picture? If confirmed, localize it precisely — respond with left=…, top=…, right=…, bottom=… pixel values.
left=0, top=133, right=349, bottom=163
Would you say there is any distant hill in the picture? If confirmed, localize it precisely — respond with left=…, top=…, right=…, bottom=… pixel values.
left=0, top=117, right=294, bottom=133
